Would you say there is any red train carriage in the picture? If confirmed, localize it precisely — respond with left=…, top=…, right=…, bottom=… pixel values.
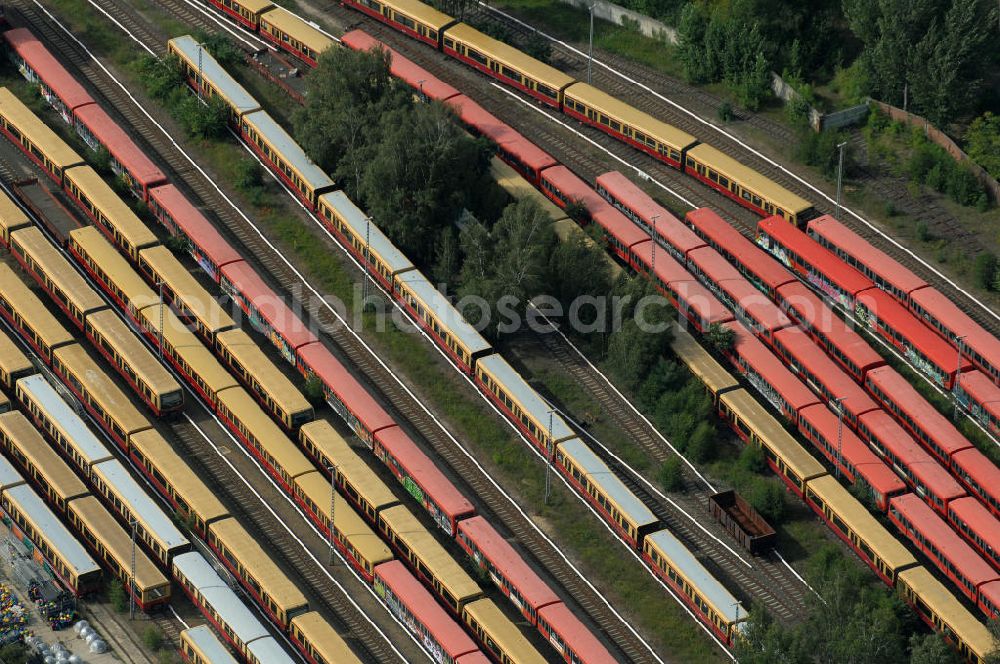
left=595, top=171, right=704, bottom=264
left=295, top=342, right=396, bottom=447
left=630, top=242, right=734, bottom=333
left=774, top=282, right=886, bottom=383
left=537, top=603, right=618, bottom=664
left=854, top=288, right=970, bottom=390
left=723, top=321, right=820, bottom=424
left=797, top=403, right=907, bottom=510
left=219, top=261, right=317, bottom=369
left=889, top=493, right=1000, bottom=618
left=539, top=166, right=608, bottom=214
left=956, top=370, right=1000, bottom=437
left=948, top=497, right=1000, bottom=573
left=857, top=411, right=964, bottom=517
left=686, top=208, right=796, bottom=299
left=908, top=287, right=1000, bottom=387
left=73, top=105, right=166, bottom=199
left=588, top=206, right=651, bottom=269
left=950, top=447, right=1000, bottom=521
left=147, top=184, right=243, bottom=283
left=772, top=326, right=879, bottom=429
left=372, top=426, right=474, bottom=537
left=757, top=216, right=873, bottom=310
left=4, top=28, right=94, bottom=123
left=342, top=30, right=461, bottom=100
left=456, top=516, right=560, bottom=626
left=806, top=215, right=927, bottom=303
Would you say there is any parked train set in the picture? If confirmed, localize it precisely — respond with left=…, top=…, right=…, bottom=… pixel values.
left=1, top=26, right=620, bottom=664
left=3, top=9, right=996, bottom=660
left=201, top=0, right=820, bottom=226
left=172, top=26, right=1000, bottom=660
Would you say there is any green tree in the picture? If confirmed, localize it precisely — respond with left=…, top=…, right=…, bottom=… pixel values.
left=108, top=578, right=128, bottom=612
left=302, top=374, right=325, bottom=406
left=748, top=479, right=785, bottom=524
left=909, top=632, right=962, bottom=664
left=739, top=443, right=766, bottom=473
left=547, top=233, right=613, bottom=318
left=658, top=455, right=684, bottom=492
left=705, top=321, right=736, bottom=353
left=967, top=112, right=1000, bottom=179
left=202, top=33, right=242, bottom=68
left=432, top=226, right=461, bottom=286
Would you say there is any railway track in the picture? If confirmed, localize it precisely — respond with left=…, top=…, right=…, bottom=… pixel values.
left=8, top=3, right=667, bottom=661
left=523, top=329, right=809, bottom=624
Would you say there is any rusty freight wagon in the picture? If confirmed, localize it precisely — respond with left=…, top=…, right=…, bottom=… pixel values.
left=709, top=490, right=776, bottom=554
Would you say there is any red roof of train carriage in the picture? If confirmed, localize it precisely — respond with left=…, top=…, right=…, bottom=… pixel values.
left=687, top=246, right=743, bottom=285
left=457, top=517, right=561, bottom=610
left=725, top=321, right=821, bottom=414
left=148, top=185, right=243, bottom=269
left=961, top=370, right=1000, bottom=418
left=74, top=105, right=166, bottom=188
left=773, top=326, right=878, bottom=419
left=718, top=279, right=793, bottom=335
left=807, top=215, right=927, bottom=297
left=296, top=342, right=396, bottom=435
left=857, top=410, right=964, bottom=501
left=374, top=426, right=474, bottom=521
left=443, top=96, right=557, bottom=174
left=909, top=287, right=1000, bottom=376
left=593, top=206, right=648, bottom=251
left=854, top=458, right=908, bottom=502
left=594, top=172, right=705, bottom=252
left=798, top=403, right=901, bottom=482
left=759, top=217, right=874, bottom=298
left=672, top=280, right=735, bottom=329
left=891, top=493, right=999, bottom=585
left=980, top=581, right=1000, bottom=615
left=537, top=603, right=618, bottom=664
left=775, top=282, right=886, bottom=376
left=500, top=133, right=558, bottom=174
left=633, top=241, right=691, bottom=283
left=341, top=30, right=461, bottom=102
left=688, top=209, right=797, bottom=292
left=865, top=366, right=973, bottom=457
left=375, top=561, right=480, bottom=659
left=455, top=653, right=491, bottom=664
left=4, top=28, right=95, bottom=112
left=951, top=446, right=1000, bottom=506
left=220, top=262, right=318, bottom=350
left=950, top=497, right=1000, bottom=558
left=856, top=289, right=971, bottom=373
left=539, top=165, right=609, bottom=211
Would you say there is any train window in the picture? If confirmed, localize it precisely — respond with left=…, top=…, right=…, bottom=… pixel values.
left=609, top=120, right=621, bottom=132
left=717, top=175, right=729, bottom=188
left=537, top=83, right=558, bottom=99
left=466, top=48, right=487, bottom=67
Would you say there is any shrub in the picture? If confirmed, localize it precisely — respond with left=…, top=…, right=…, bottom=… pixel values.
left=739, top=444, right=765, bottom=473
left=108, top=579, right=128, bottom=613
left=143, top=625, right=164, bottom=651
left=748, top=479, right=785, bottom=524
left=658, top=456, right=684, bottom=492
left=302, top=374, right=325, bottom=406
left=915, top=221, right=930, bottom=242
left=718, top=101, right=734, bottom=122
left=973, top=252, right=997, bottom=291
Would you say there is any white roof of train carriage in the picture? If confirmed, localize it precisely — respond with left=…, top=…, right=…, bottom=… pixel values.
left=17, top=374, right=113, bottom=467
left=173, top=552, right=272, bottom=644
left=169, top=35, right=261, bottom=117
left=92, top=460, right=189, bottom=552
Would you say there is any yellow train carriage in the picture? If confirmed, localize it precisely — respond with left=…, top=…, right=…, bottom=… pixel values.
left=51, top=343, right=152, bottom=445
left=136, top=245, right=235, bottom=340
left=215, top=328, right=313, bottom=429
left=719, top=389, right=827, bottom=494
left=85, top=309, right=184, bottom=413
left=353, top=0, right=456, bottom=47
left=804, top=475, right=918, bottom=585
left=137, top=303, right=238, bottom=404
left=0, top=391, right=8, bottom=414
left=67, top=495, right=172, bottom=608
left=563, top=82, right=697, bottom=167
left=8, top=226, right=106, bottom=328
left=683, top=144, right=815, bottom=225
left=64, top=166, right=158, bottom=260
left=0, top=410, right=89, bottom=512
left=0, top=187, right=31, bottom=243
left=0, top=327, right=34, bottom=388
left=258, top=6, right=334, bottom=67
left=491, top=158, right=565, bottom=223
left=292, top=471, right=394, bottom=580
left=442, top=24, right=574, bottom=107
left=207, top=517, right=309, bottom=627
left=897, top=566, right=995, bottom=664
left=128, top=428, right=229, bottom=535
left=69, top=226, right=161, bottom=320
left=463, top=598, right=547, bottom=664
left=298, top=420, right=399, bottom=521
left=289, top=612, right=362, bottom=664
left=669, top=326, right=740, bottom=401
left=180, top=625, right=240, bottom=664
left=377, top=503, right=483, bottom=613
left=0, top=87, right=84, bottom=182
left=0, top=263, right=74, bottom=362
left=215, top=386, right=315, bottom=491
